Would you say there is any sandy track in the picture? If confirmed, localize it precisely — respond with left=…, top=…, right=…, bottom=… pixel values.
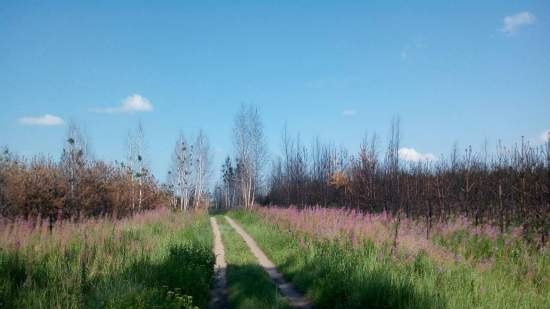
left=208, top=217, right=228, bottom=309
left=224, top=216, right=312, bottom=309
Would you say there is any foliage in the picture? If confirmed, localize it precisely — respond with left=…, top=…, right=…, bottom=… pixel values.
left=229, top=209, right=549, bottom=309
left=0, top=149, right=167, bottom=220
left=0, top=208, right=213, bottom=308
left=264, top=130, right=549, bottom=247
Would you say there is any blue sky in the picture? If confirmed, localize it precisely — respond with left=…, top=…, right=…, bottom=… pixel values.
left=1, top=1, right=549, bottom=181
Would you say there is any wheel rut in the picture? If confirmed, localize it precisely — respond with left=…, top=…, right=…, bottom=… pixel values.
left=208, top=217, right=228, bottom=309
left=224, top=215, right=312, bottom=309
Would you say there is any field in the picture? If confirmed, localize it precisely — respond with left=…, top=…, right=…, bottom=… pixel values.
left=229, top=207, right=549, bottom=309
left=0, top=208, right=213, bottom=309
left=1, top=206, right=548, bottom=308
left=2, top=2, right=548, bottom=308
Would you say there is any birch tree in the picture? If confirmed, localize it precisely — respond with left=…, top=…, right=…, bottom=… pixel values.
left=170, top=133, right=193, bottom=211
left=60, top=121, right=89, bottom=217
left=127, top=122, right=147, bottom=212
left=233, top=104, right=267, bottom=209
left=193, top=130, right=211, bottom=208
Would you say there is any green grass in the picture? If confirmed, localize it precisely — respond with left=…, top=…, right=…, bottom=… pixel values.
left=0, top=209, right=214, bottom=309
left=216, top=215, right=291, bottom=309
left=229, top=210, right=550, bottom=309
left=433, top=228, right=549, bottom=307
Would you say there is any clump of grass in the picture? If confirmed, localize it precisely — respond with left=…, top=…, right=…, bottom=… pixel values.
left=230, top=209, right=549, bottom=309
left=433, top=228, right=549, bottom=302
left=217, top=216, right=290, bottom=309
left=0, top=208, right=214, bottom=309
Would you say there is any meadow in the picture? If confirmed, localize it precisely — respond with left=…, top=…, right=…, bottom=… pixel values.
left=0, top=208, right=214, bottom=309
left=2, top=1, right=550, bottom=307
left=0, top=110, right=547, bottom=308
left=228, top=206, right=549, bottom=309
left=1, top=204, right=548, bottom=309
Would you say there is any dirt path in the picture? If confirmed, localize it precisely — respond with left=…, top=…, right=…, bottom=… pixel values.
left=224, top=216, right=312, bottom=309
left=208, top=217, right=228, bottom=309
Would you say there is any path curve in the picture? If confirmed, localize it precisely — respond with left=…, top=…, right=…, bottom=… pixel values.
left=224, top=216, right=312, bottom=309
left=208, top=217, right=228, bottom=309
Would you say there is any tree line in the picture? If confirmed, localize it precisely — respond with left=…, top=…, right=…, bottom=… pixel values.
left=261, top=119, right=548, bottom=246
left=2, top=106, right=547, bottom=246
left=0, top=122, right=167, bottom=226
left=0, top=105, right=246, bottom=226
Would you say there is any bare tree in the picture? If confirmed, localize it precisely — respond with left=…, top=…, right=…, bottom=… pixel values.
left=384, top=117, right=402, bottom=255
left=60, top=121, right=89, bottom=218
left=166, top=168, right=178, bottom=210
left=193, top=130, right=211, bottom=208
left=126, top=122, right=147, bottom=212
left=233, top=104, right=267, bottom=209
left=170, top=133, right=193, bottom=211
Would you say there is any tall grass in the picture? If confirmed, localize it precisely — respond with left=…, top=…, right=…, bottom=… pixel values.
left=230, top=208, right=549, bottom=309
left=0, top=208, right=214, bottom=308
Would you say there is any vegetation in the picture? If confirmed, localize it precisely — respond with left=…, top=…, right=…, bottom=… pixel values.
left=0, top=208, right=214, bottom=308
left=166, top=130, right=212, bottom=212
left=258, top=121, right=549, bottom=248
left=217, top=215, right=290, bottom=309
left=0, top=104, right=547, bottom=308
left=0, top=122, right=169, bottom=221
left=228, top=208, right=549, bottom=309
left=212, top=104, right=268, bottom=210
left=0, top=121, right=215, bottom=222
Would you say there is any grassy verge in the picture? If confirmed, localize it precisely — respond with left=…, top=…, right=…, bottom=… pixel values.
left=216, top=215, right=290, bottom=309
left=0, top=208, right=214, bottom=309
left=229, top=209, right=549, bottom=309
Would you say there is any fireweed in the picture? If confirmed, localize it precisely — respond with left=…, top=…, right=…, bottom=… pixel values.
left=0, top=208, right=214, bottom=308
left=230, top=206, right=549, bottom=309
left=253, top=205, right=534, bottom=265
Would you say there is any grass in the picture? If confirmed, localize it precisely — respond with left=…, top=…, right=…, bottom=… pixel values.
left=229, top=209, right=550, bottom=309
left=433, top=228, right=549, bottom=305
left=0, top=208, right=214, bottom=309
left=2, top=206, right=545, bottom=308
left=216, top=215, right=291, bottom=309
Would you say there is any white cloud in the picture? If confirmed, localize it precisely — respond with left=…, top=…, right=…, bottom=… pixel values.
left=342, top=109, right=357, bottom=116
left=398, top=147, right=437, bottom=162
left=501, top=11, right=536, bottom=34
left=540, top=130, right=550, bottom=143
left=19, top=114, right=65, bottom=126
left=92, top=94, right=153, bottom=113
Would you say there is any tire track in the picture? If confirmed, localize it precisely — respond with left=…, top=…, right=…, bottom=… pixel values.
left=224, top=216, right=312, bottom=309
left=208, top=217, right=228, bottom=309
